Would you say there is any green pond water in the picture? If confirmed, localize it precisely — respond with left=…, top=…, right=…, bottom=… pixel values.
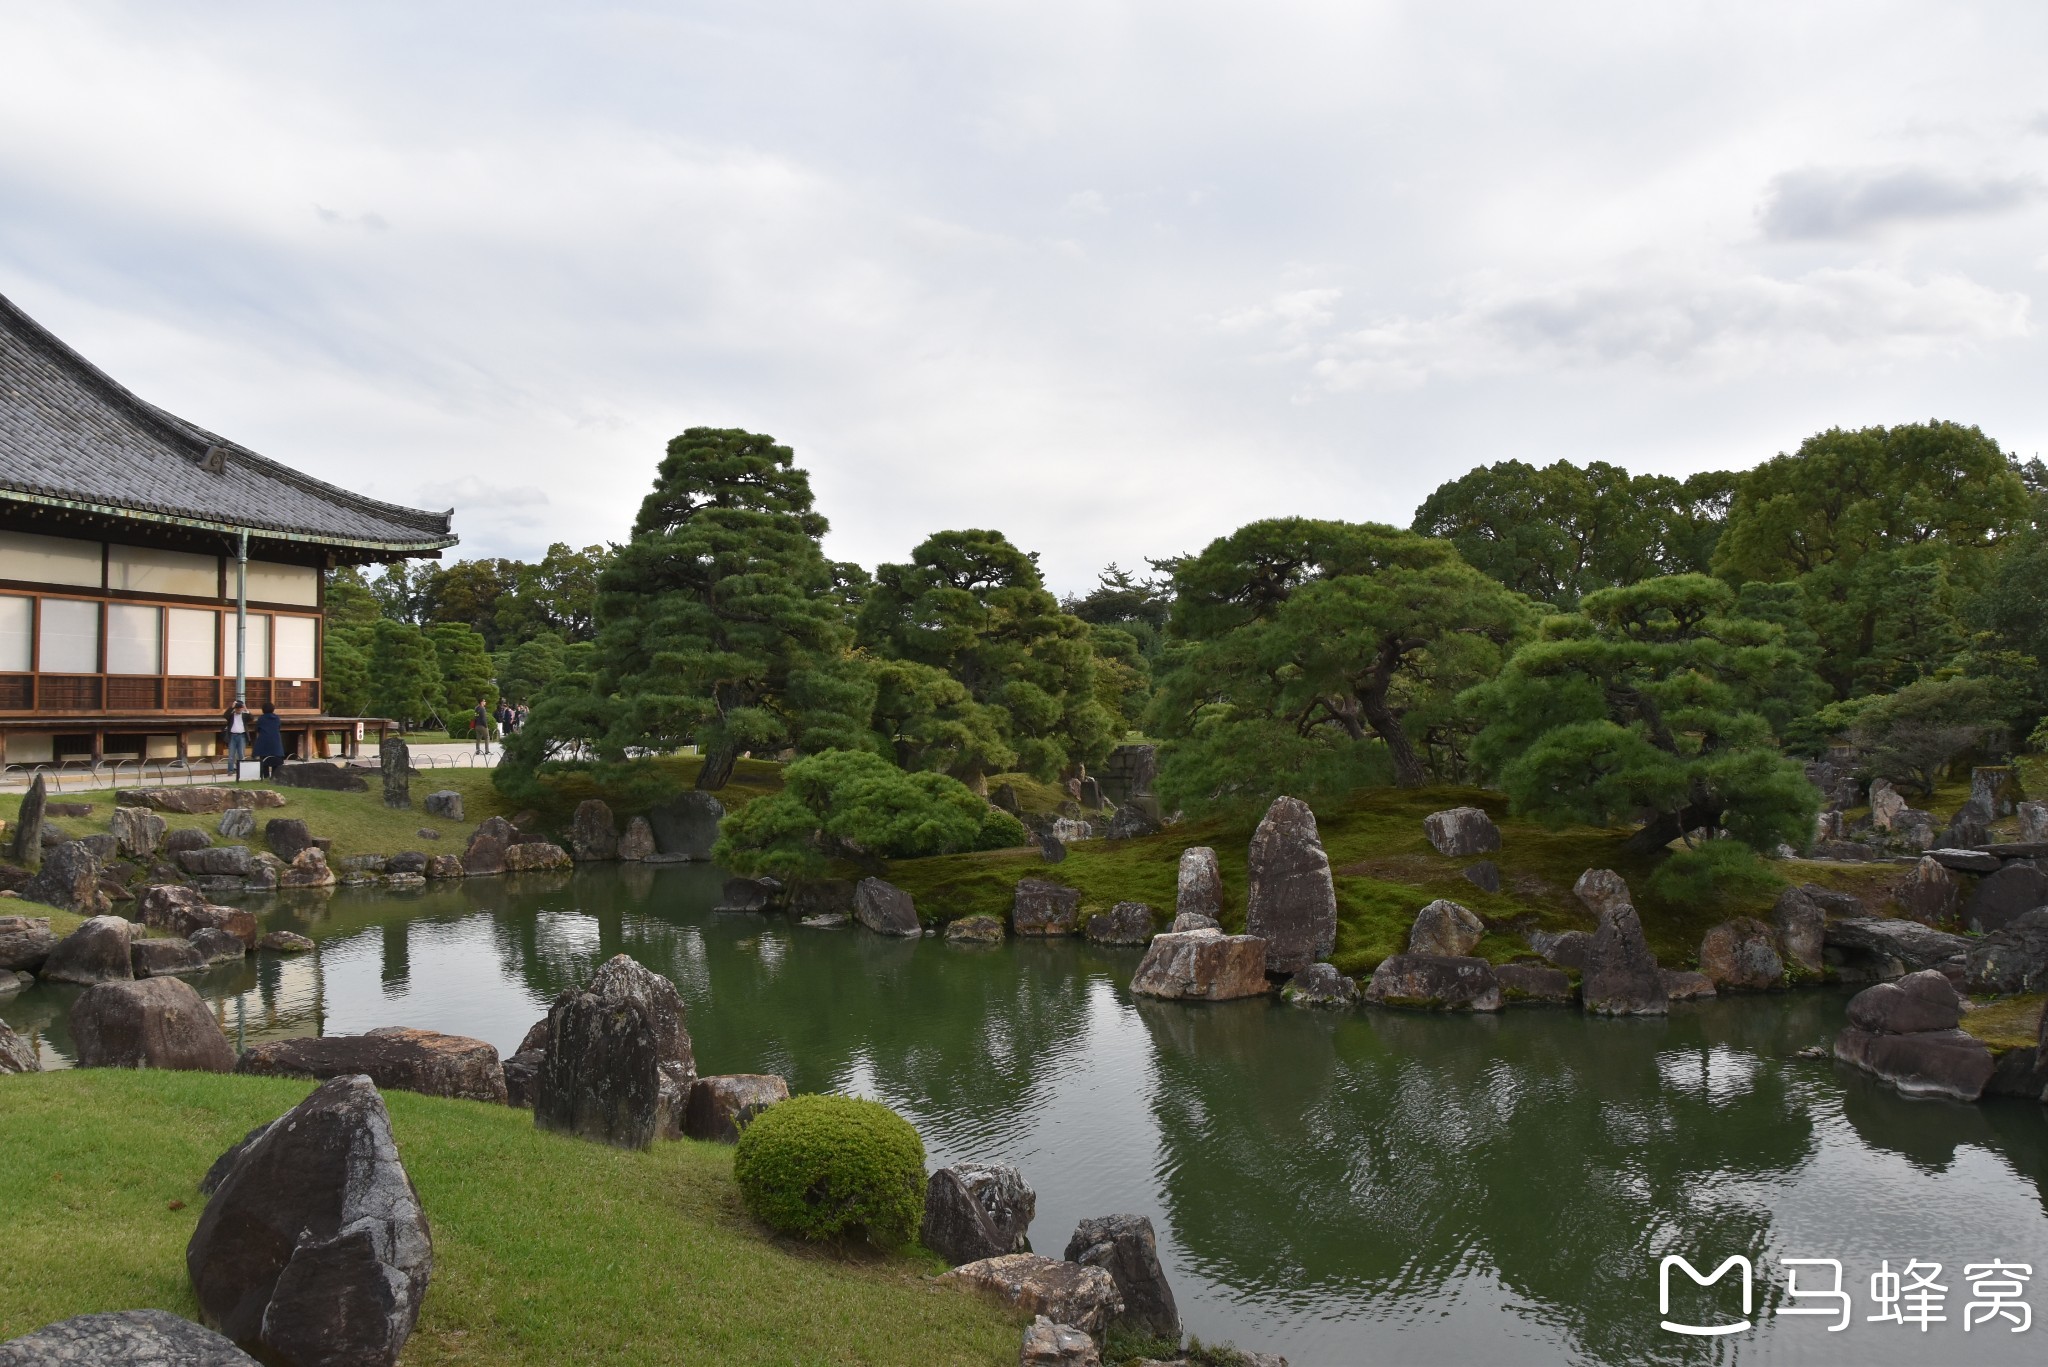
left=8, top=863, right=2048, bottom=1366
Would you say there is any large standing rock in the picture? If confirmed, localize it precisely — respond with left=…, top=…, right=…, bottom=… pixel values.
left=111, top=805, right=167, bottom=859
left=1825, top=917, right=1973, bottom=978
left=8, top=772, right=46, bottom=871
left=1894, top=855, right=1964, bottom=925
left=70, top=977, right=235, bottom=1071
left=570, top=799, right=619, bottom=861
left=1834, top=1027, right=1995, bottom=1101
left=1423, top=806, right=1500, bottom=857
left=1572, top=869, right=1632, bottom=922
left=378, top=736, right=411, bottom=810
left=190, top=928, right=248, bottom=966
left=2019, top=802, right=2048, bottom=845
left=1174, top=847, right=1222, bottom=922
left=1283, top=961, right=1359, bottom=1007
left=1965, top=863, right=2048, bottom=934
left=854, top=877, right=920, bottom=937
left=278, top=848, right=336, bottom=889
left=617, top=816, right=655, bottom=861
left=1064, top=1213, right=1179, bottom=1340
left=187, top=1075, right=432, bottom=1367
left=265, top=819, right=314, bottom=862
left=1129, top=929, right=1268, bottom=1001
left=1084, top=902, right=1154, bottom=945
left=922, top=1162, right=1036, bottom=1266
left=423, top=790, right=463, bottom=822
left=219, top=805, right=256, bottom=839
left=683, top=1074, right=788, bottom=1143
left=1972, top=765, right=2021, bottom=820
left=1244, top=796, right=1337, bottom=976
left=0, top=1018, right=39, bottom=1074
left=1869, top=778, right=1907, bottom=830
left=1013, top=879, right=1082, bottom=936
left=534, top=954, right=696, bottom=1149
left=1580, top=905, right=1666, bottom=1015
left=460, top=817, right=514, bottom=876
left=1771, top=887, right=1827, bottom=974
left=1408, top=899, right=1483, bottom=957
left=0, top=916, right=57, bottom=973
left=39, top=915, right=134, bottom=985
left=1845, top=968, right=1963, bottom=1033
left=0, top=1310, right=257, bottom=1365
left=939, top=1255, right=1122, bottom=1338
left=1017, top=1317, right=1100, bottom=1367
left=1696, top=918, right=1784, bottom=991
left=1364, top=954, right=1503, bottom=1012
left=22, top=840, right=109, bottom=916
left=1965, top=909, right=2048, bottom=994
left=645, top=791, right=724, bottom=860
left=236, top=1028, right=508, bottom=1103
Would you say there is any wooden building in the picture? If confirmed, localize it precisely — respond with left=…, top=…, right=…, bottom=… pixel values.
left=0, top=291, right=456, bottom=775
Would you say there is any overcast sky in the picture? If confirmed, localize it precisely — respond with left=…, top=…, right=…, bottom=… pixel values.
left=2, top=2, right=2043, bottom=592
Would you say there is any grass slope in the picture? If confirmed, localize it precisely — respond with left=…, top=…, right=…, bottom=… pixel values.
left=884, top=786, right=1905, bottom=974
left=0, top=1070, right=1013, bottom=1366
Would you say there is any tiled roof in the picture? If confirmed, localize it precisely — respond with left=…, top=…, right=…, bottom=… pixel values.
left=0, top=291, right=456, bottom=553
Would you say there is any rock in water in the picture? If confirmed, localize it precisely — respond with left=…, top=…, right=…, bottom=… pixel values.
left=1012, top=879, right=1081, bottom=936
left=70, top=977, right=235, bottom=1071
left=1495, top=963, right=1574, bottom=1004
left=260, top=931, right=315, bottom=954
left=1966, top=864, right=2048, bottom=934
left=1965, top=909, right=2048, bottom=994
left=1084, top=902, right=1154, bottom=945
left=1283, top=962, right=1358, bottom=1007
left=719, top=877, right=775, bottom=912
left=1771, top=887, right=1826, bottom=974
left=570, top=799, right=619, bottom=861
left=39, top=914, right=134, bottom=985
left=236, top=1028, right=507, bottom=1103
left=460, top=817, right=515, bottom=876
left=130, top=936, right=207, bottom=978
left=1572, top=869, right=1632, bottom=921
left=1408, top=899, right=1484, bottom=957
left=1845, top=969, right=1962, bottom=1034
left=683, top=1074, right=789, bottom=1143
left=922, top=1162, right=1037, bottom=1266
left=534, top=954, right=696, bottom=1149
left=853, top=877, right=920, bottom=936
left=139, top=886, right=256, bottom=947
left=277, top=848, right=336, bottom=889
left=646, top=791, right=724, bottom=859
left=111, top=805, right=167, bottom=859
left=1834, top=1027, right=1994, bottom=1102
left=1661, top=970, right=1717, bottom=1002
left=0, top=1309, right=257, bottom=1365
left=1423, top=806, right=1500, bottom=857
left=22, top=840, right=110, bottom=916
left=1065, top=1213, right=1179, bottom=1340
left=0, top=919, right=58, bottom=974
left=1825, top=917, right=1972, bottom=978
left=1580, top=905, right=1666, bottom=1015
left=187, top=1075, right=432, bottom=1367
left=9, top=772, right=46, bottom=871
left=1018, top=1317, right=1100, bottom=1367
left=379, top=736, right=411, bottom=810
left=1696, top=918, right=1784, bottom=991
left=1364, top=954, right=1503, bottom=1012
left=1176, top=847, right=1223, bottom=921
left=617, top=816, right=655, bottom=861
left=504, top=841, right=573, bottom=873
left=1244, top=796, right=1337, bottom=976
left=425, top=854, right=464, bottom=879
left=939, top=1255, right=1122, bottom=1338
left=946, top=915, right=1005, bottom=944
left=0, top=1019, right=39, bottom=1074
left=1129, top=929, right=1268, bottom=1001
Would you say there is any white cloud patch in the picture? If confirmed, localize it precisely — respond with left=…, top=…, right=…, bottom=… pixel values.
left=1759, top=166, right=2039, bottom=239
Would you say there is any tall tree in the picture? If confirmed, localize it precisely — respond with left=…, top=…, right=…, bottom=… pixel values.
left=855, top=529, right=1114, bottom=789
left=1151, top=519, right=1531, bottom=807
left=366, top=620, right=446, bottom=730
left=495, top=542, right=610, bottom=645
left=1464, top=575, right=1822, bottom=856
left=427, top=623, right=499, bottom=722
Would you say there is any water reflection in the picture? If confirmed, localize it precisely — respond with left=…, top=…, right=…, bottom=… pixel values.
left=6, top=865, right=2048, bottom=1365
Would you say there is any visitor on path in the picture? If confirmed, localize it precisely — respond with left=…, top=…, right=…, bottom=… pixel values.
left=254, top=702, right=286, bottom=779
left=471, top=697, right=492, bottom=755
left=223, top=700, right=247, bottom=779
left=495, top=699, right=515, bottom=741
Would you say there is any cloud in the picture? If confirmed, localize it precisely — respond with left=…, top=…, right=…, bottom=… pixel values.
left=313, top=206, right=391, bottom=232
left=1759, top=166, right=2038, bottom=239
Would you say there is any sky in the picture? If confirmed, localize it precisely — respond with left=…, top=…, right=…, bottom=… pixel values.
left=1, top=2, right=2043, bottom=593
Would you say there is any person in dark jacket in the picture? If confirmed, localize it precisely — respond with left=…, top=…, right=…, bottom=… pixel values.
left=253, top=702, right=287, bottom=779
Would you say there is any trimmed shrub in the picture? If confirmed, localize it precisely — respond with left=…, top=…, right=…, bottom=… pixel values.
left=1645, top=840, right=1784, bottom=915
left=732, top=1094, right=926, bottom=1247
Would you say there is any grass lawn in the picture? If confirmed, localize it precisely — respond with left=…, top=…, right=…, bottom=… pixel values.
left=883, top=785, right=1909, bottom=975
left=0, top=1070, right=1015, bottom=1366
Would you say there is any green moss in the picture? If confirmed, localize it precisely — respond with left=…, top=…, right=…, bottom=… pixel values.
left=0, top=1070, right=1013, bottom=1365
left=1963, top=994, right=2043, bottom=1053
left=982, top=772, right=1071, bottom=818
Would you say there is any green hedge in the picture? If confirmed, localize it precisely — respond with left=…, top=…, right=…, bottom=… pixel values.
left=731, top=1095, right=926, bottom=1248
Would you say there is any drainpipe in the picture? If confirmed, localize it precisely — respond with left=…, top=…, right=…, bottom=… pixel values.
left=234, top=530, right=248, bottom=705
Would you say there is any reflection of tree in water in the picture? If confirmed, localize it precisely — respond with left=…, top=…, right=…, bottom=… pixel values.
left=1137, top=997, right=1820, bottom=1366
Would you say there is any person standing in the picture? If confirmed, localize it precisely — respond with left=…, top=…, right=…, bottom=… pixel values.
left=223, top=700, right=248, bottom=779
left=471, top=697, right=491, bottom=755
left=254, top=702, right=286, bottom=779
left=495, top=698, right=515, bottom=743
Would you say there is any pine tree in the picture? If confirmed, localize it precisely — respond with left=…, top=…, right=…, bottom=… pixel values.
left=367, top=620, right=446, bottom=730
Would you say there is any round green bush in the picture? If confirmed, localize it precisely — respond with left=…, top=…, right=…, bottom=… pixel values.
left=731, top=1094, right=926, bottom=1247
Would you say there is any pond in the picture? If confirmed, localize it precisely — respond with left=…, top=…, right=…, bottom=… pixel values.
left=8, top=864, right=2048, bottom=1366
